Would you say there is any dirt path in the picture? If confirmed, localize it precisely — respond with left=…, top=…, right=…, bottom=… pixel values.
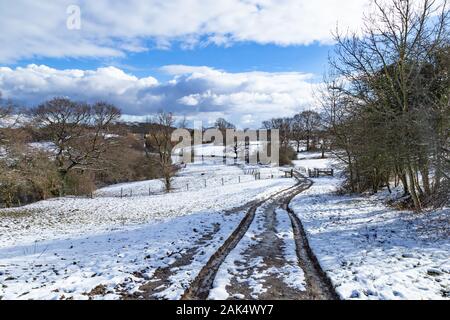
left=183, top=173, right=339, bottom=300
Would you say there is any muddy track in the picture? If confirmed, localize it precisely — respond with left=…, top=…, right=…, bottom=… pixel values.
left=286, top=174, right=340, bottom=300
left=181, top=181, right=305, bottom=300
left=183, top=172, right=338, bottom=300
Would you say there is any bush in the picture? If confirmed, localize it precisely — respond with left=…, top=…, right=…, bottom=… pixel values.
left=94, top=134, right=160, bottom=187
left=279, top=145, right=297, bottom=166
left=0, top=149, right=64, bottom=207
left=64, top=170, right=96, bottom=196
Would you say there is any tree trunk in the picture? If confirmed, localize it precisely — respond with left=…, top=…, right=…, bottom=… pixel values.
left=420, top=165, right=431, bottom=196
left=407, top=166, right=422, bottom=212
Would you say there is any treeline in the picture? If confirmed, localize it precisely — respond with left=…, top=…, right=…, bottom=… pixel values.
left=319, top=0, right=449, bottom=210
left=261, top=111, right=326, bottom=165
left=0, top=97, right=162, bottom=208
left=213, top=115, right=325, bottom=166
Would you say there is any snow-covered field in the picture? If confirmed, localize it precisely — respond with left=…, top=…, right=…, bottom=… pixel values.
left=1, top=150, right=448, bottom=300
left=0, top=162, right=295, bottom=300
left=96, top=161, right=285, bottom=197
left=292, top=151, right=332, bottom=172
left=0, top=210, right=246, bottom=300
left=290, top=155, right=450, bottom=300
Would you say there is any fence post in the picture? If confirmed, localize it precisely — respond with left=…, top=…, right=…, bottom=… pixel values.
left=130, top=189, right=133, bottom=197
left=204, top=179, right=207, bottom=188
left=222, top=177, right=224, bottom=186
left=187, top=184, right=189, bottom=191
left=239, top=176, right=241, bottom=183
left=120, top=188, right=123, bottom=198
left=149, top=186, right=151, bottom=196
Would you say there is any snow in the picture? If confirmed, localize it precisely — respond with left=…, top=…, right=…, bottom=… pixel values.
left=275, top=208, right=306, bottom=292
left=1, top=164, right=293, bottom=248
left=28, top=141, right=57, bottom=153
left=292, top=152, right=333, bottom=173
left=0, top=162, right=295, bottom=300
left=173, top=142, right=266, bottom=159
left=0, top=210, right=246, bottom=300
left=209, top=205, right=268, bottom=300
left=208, top=205, right=306, bottom=300
left=95, top=162, right=283, bottom=197
left=290, top=154, right=450, bottom=300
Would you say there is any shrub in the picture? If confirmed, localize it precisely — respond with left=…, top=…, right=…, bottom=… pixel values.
left=279, top=145, right=297, bottom=166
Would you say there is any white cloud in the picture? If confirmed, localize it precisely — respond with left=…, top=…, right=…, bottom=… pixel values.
left=0, top=0, right=371, bottom=63
left=0, top=64, right=319, bottom=127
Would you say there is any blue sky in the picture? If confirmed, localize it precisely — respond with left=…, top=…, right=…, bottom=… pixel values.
left=0, top=0, right=369, bottom=127
left=10, top=42, right=332, bottom=80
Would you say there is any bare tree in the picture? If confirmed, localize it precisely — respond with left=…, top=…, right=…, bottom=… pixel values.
left=178, top=115, right=188, bottom=129
left=215, top=118, right=236, bottom=132
left=33, top=98, right=121, bottom=193
left=291, top=114, right=305, bottom=153
left=145, top=111, right=176, bottom=192
left=297, top=111, right=322, bottom=151
left=329, top=0, right=449, bottom=209
left=0, top=92, right=11, bottom=121
left=262, top=117, right=292, bottom=148
left=0, top=93, right=11, bottom=147
left=0, top=92, right=22, bottom=147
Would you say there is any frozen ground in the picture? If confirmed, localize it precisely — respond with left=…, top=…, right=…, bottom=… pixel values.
left=291, top=155, right=450, bottom=300
left=0, top=162, right=294, bottom=300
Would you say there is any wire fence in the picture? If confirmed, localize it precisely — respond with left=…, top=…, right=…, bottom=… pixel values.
left=93, top=170, right=292, bottom=199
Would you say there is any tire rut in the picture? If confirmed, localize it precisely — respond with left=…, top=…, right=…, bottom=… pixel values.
left=286, top=174, right=340, bottom=300
left=182, top=182, right=303, bottom=300
left=183, top=174, right=335, bottom=300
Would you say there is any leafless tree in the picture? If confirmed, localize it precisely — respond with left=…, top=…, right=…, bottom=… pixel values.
left=328, top=0, right=449, bottom=209
left=262, top=117, right=292, bottom=148
left=290, top=114, right=305, bottom=153
left=145, top=111, right=176, bottom=191
left=215, top=118, right=236, bottom=132
left=33, top=98, right=121, bottom=193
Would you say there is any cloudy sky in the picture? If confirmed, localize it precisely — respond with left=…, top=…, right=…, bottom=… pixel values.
left=0, top=0, right=371, bottom=127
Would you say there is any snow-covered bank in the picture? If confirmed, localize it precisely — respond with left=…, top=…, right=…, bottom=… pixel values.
left=290, top=161, right=449, bottom=299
